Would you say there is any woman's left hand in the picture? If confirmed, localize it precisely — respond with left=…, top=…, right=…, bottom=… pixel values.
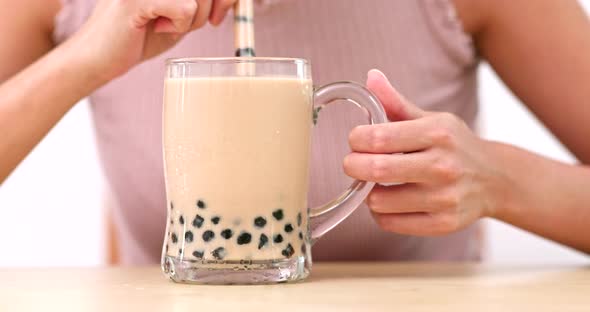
left=344, top=69, right=506, bottom=236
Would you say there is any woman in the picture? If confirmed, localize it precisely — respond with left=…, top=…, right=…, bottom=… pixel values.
left=1, top=0, right=589, bottom=264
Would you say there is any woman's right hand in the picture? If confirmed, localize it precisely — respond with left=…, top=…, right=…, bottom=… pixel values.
left=68, top=0, right=237, bottom=83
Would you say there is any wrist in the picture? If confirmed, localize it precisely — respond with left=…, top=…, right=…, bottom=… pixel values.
left=59, top=31, right=118, bottom=88
left=481, top=140, right=523, bottom=221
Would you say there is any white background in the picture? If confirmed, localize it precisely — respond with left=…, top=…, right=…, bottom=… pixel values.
left=0, top=2, right=589, bottom=267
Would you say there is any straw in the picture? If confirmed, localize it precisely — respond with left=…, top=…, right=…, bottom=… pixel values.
left=233, top=0, right=256, bottom=57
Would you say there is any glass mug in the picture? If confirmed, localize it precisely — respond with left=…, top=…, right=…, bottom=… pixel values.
left=161, top=57, right=386, bottom=284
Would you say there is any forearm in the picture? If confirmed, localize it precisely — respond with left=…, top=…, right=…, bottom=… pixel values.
left=489, top=141, right=590, bottom=254
left=0, top=40, right=106, bottom=183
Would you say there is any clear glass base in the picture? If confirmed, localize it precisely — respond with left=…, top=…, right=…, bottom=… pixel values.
left=162, top=255, right=310, bottom=284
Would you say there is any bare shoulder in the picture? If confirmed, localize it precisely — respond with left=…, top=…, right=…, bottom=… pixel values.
left=0, top=0, right=62, bottom=41
left=452, top=0, right=587, bottom=39
left=0, top=0, right=62, bottom=81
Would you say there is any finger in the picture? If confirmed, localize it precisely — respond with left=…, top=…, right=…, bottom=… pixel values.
left=349, top=118, right=434, bottom=154
left=366, top=184, right=453, bottom=214
left=153, top=18, right=176, bottom=33
left=343, top=152, right=436, bottom=184
left=149, top=0, right=198, bottom=33
left=366, top=69, right=425, bottom=121
left=372, top=212, right=460, bottom=236
left=191, top=0, right=213, bottom=29
left=209, top=0, right=237, bottom=26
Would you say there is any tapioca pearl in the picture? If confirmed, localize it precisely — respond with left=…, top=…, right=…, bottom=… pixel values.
left=237, top=232, right=252, bottom=245
left=297, top=213, right=302, bottom=226
left=298, top=232, right=303, bottom=240
left=179, top=215, right=185, bottom=225
left=193, top=250, right=204, bottom=259
left=212, top=247, right=226, bottom=260
left=170, top=201, right=174, bottom=210
left=196, top=199, right=206, bottom=209
left=192, top=215, right=204, bottom=228
left=273, top=234, right=283, bottom=243
left=284, top=223, right=294, bottom=233
left=258, top=234, right=269, bottom=249
left=184, top=231, right=194, bottom=243
left=178, top=248, right=183, bottom=256
left=254, top=216, right=267, bottom=228
left=221, top=229, right=233, bottom=239
left=202, top=230, right=215, bottom=242
left=300, top=244, right=306, bottom=254
left=211, top=216, right=221, bottom=225
left=165, top=244, right=169, bottom=252
left=272, top=209, right=284, bottom=221
left=282, top=244, right=294, bottom=258
left=171, top=233, right=178, bottom=244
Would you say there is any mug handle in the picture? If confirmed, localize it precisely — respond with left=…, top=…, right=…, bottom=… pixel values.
left=310, top=81, right=388, bottom=242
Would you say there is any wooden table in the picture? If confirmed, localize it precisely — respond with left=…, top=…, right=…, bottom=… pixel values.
left=0, top=262, right=588, bottom=311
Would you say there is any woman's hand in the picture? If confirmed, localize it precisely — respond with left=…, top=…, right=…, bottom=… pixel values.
left=68, top=0, right=238, bottom=82
left=344, top=69, right=507, bottom=236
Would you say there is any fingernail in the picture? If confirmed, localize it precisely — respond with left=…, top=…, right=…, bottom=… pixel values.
left=368, top=69, right=387, bottom=79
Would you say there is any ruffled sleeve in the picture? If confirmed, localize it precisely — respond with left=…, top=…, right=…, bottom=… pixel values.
left=419, top=0, right=477, bottom=66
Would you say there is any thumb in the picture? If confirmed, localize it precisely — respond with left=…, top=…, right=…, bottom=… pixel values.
left=366, top=69, right=424, bottom=121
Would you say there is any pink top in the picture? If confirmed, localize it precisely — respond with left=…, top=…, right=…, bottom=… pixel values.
left=54, top=0, right=483, bottom=264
